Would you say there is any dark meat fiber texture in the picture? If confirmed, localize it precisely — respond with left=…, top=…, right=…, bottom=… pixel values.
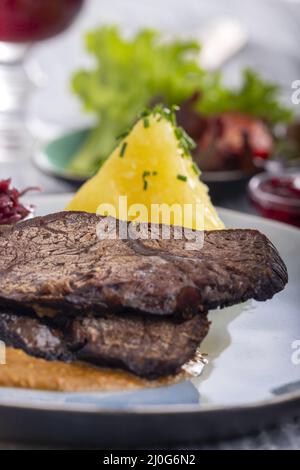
left=0, top=211, right=288, bottom=318
left=0, top=312, right=210, bottom=379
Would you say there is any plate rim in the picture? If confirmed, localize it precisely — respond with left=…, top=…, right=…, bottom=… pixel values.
left=0, top=384, right=299, bottom=416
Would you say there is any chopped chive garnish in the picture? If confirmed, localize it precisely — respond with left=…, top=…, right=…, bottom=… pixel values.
left=170, top=112, right=176, bottom=126
left=142, top=170, right=150, bottom=191
left=191, top=163, right=200, bottom=176
left=142, top=170, right=157, bottom=190
left=116, top=129, right=130, bottom=140
left=139, top=109, right=150, bottom=118
left=138, top=104, right=196, bottom=159
left=177, top=174, right=187, bottom=182
left=140, top=104, right=196, bottom=158
left=119, top=141, right=128, bottom=157
left=174, top=128, right=182, bottom=140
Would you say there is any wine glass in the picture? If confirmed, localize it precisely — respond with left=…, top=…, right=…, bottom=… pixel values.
left=0, top=0, right=85, bottom=162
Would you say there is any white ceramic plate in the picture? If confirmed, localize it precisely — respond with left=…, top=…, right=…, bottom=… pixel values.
left=0, top=193, right=299, bottom=447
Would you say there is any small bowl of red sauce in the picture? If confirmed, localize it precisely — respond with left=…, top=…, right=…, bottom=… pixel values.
left=248, top=171, right=300, bottom=228
left=0, top=179, right=38, bottom=225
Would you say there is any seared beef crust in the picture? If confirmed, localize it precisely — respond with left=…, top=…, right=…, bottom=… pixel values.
left=0, top=212, right=288, bottom=318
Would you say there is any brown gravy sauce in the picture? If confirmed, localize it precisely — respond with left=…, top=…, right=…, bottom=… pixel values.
left=0, top=348, right=185, bottom=392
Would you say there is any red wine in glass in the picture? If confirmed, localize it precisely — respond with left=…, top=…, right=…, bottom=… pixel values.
left=0, top=0, right=85, bottom=161
left=0, top=0, right=84, bottom=42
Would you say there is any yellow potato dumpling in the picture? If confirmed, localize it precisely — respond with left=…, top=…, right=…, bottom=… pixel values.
left=66, top=111, right=224, bottom=231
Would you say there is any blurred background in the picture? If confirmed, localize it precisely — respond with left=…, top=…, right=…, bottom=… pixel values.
left=29, top=0, right=300, bottom=130
left=1, top=0, right=300, bottom=226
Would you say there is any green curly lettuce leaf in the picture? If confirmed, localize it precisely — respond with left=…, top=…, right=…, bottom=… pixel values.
left=197, top=69, right=292, bottom=123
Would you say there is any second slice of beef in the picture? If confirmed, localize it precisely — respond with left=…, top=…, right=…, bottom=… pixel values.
left=0, top=211, right=288, bottom=318
left=0, top=311, right=209, bottom=379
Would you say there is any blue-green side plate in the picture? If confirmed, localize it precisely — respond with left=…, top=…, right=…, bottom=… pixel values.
left=34, top=128, right=92, bottom=183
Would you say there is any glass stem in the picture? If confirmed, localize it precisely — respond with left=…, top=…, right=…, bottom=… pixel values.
left=0, top=42, right=34, bottom=162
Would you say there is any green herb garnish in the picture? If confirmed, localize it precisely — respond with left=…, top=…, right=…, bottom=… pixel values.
left=142, top=170, right=157, bottom=190
left=116, top=129, right=130, bottom=140
left=140, top=104, right=196, bottom=158
left=119, top=141, right=127, bottom=157
left=191, top=162, right=200, bottom=176
left=142, top=171, right=150, bottom=190
left=177, top=174, right=187, bottom=182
